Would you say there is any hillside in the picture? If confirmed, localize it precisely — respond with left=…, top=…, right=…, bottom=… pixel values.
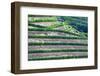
left=28, top=15, right=88, bottom=61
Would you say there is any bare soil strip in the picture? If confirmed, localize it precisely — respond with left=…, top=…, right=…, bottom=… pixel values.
left=28, top=45, right=87, bottom=50
left=31, top=22, right=56, bottom=26
left=28, top=38, right=87, bottom=44
left=28, top=31, right=78, bottom=37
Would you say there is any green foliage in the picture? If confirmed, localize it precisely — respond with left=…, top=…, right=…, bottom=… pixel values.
left=28, top=35, right=87, bottom=39
left=28, top=55, right=88, bottom=61
left=46, top=22, right=63, bottom=30
left=59, top=22, right=80, bottom=35
left=28, top=16, right=88, bottom=38
left=79, top=32, right=88, bottom=38
left=28, top=42, right=87, bottom=46
left=28, top=49, right=88, bottom=53
left=31, top=17, right=57, bottom=22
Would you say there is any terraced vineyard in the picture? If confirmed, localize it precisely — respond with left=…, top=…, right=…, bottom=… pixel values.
left=28, top=15, right=88, bottom=61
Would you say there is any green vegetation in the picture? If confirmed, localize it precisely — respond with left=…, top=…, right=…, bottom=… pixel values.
left=60, top=16, right=88, bottom=33
left=28, top=15, right=88, bottom=61
left=29, top=17, right=57, bottom=22
left=28, top=42, right=87, bottom=46
left=28, top=16, right=88, bottom=37
left=28, top=49, right=88, bottom=53
left=28, top=35, right=87, bottom=39
left=28, top=55, right=88, bottom=61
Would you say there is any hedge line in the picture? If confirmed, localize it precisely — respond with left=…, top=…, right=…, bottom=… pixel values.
left=29, top=24, right=47, bottom=28
left=31, top=17, right=57, bottom=22
left=28, top=42, right=87, bottom=46
left=28, top=49, right=88, bottom=53
left=28, top=35, right=87, bottom=39
left=28, top=55, right=88, bottom=61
